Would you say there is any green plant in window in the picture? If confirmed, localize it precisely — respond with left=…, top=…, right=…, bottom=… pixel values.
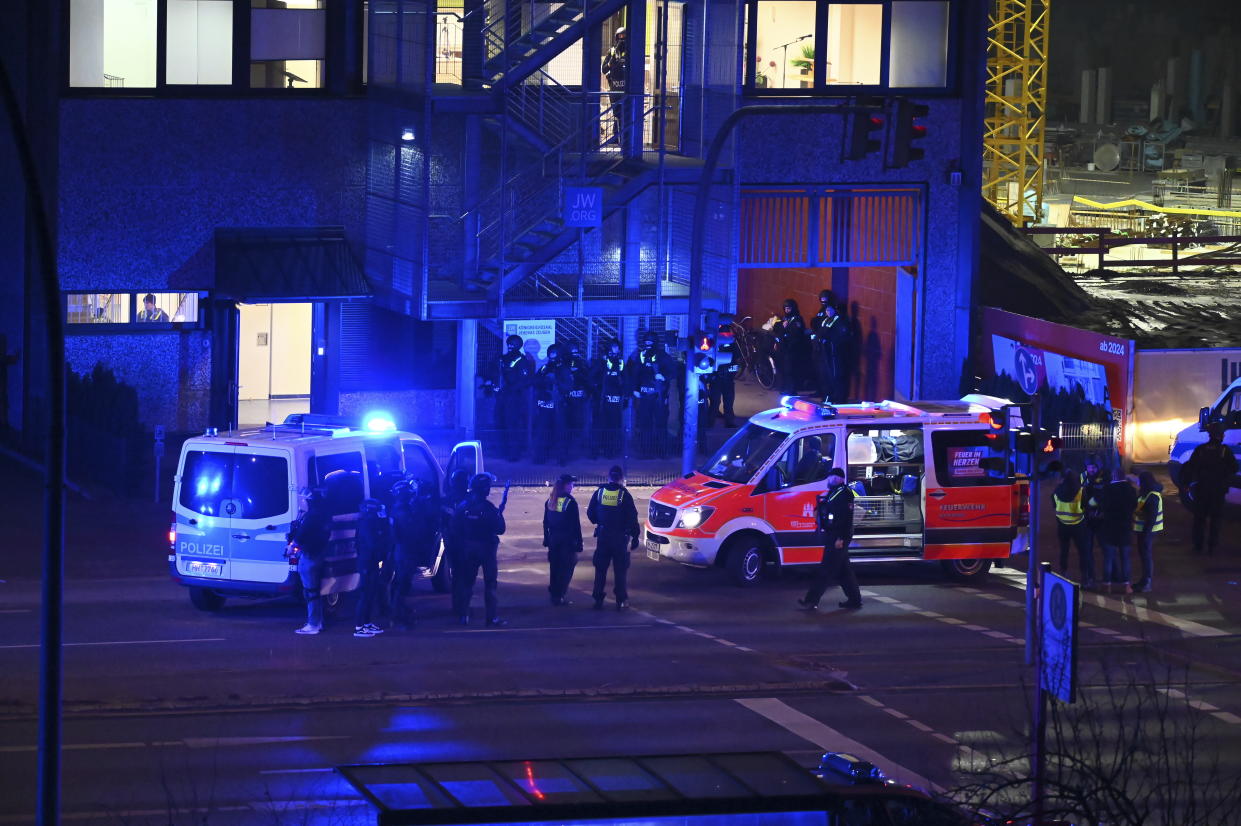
left=790, top=44, right=814, bottom=74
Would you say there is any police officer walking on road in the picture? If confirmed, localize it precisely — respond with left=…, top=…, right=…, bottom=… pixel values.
left=354, top=498, right=392, bottom=637
left=587, top=465, right=641, bottom=610
left=452, top=473, right=510, bottom=627
left=564, top=343, right=591, bottom=460
left=292, top=488, right=333, bottom=635
left=630, top=332, right=672, bottom=458
left=797, top=467, right=862, bottom=611
left=498, top=334, right=534, bottom=462
left=533, top=343, right=569, bottom=465
left=592, top=338, right=627, bottom=459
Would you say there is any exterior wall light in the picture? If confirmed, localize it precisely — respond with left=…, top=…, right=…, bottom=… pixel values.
left=401, top=127, right=415, bottom=141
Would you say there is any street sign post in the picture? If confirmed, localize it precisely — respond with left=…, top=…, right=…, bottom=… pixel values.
left=1040, top=569, right=1079, bottom=703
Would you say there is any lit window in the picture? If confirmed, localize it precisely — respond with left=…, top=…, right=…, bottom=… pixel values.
left=66, top=293, right=131, bottom=324
left=69, top=0, right=157, bottom=88
left=138, top=292, right=201, bottom=323
left=753, top=1, right=816, bottom=90
left=251, top=0, right=327, bottom=89
left=889, top=1, right=949, bottom=87
left=166, top=0, right=234, bottom=85
left=826, top=4, right=881, bottom=86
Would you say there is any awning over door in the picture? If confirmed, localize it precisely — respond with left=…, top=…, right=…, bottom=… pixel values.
left=214, top=227, right=371, bottom=301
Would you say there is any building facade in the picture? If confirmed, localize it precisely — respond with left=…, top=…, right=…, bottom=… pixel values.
left=1, top=0, right=986, bottom=444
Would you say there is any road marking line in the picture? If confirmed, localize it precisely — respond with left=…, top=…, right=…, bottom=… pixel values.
left=0, top=609, right=31, bottom=614
left=1116, top=634, right=1143, bottom=642
left=1186, top=700, right=1220, bottom=713
left=962, top=624, right=989, bottom=632
left=917, top=610, right=944, bottom=618
left=0, top=637, right=226, bottom=650
left=734, top=698, right=937, bottom=792
left=871, top=596, right=900, bottom=604
left=735, top=646, right=755, bottom=653
left=993, top=569, right=1228, bottom=638
left=906, top=719, right=935, bottom=733
left=976, top=593, right=1003, bottom=601
left=932, top=733, right=959, bottom=744
left=858, top=695, right=885, bottom=708
left=937, top=617, right=966, bottom=625
left=1214, top=711, right=1241, bottom=725
left=883, top=707, right=909, bottom=720
left=1158, top=687, right=1186, bottom=699
left=716, top=639, right=738, bottom=647
left=1090, top=627, right=1120, bottom=636
left=1007, top=637, right=1026, bottom=645
left=998, top=600, right=1024, bottom=608
left=445, top=624, right=647, bottom=633
left=983, top=630, right=1014, bottom=640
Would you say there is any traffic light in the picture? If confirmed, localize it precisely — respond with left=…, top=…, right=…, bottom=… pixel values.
left=692, top=330, right=715, bottom=374
left=889, top=98, right=929, bottom=168
left=715, top=313, right=735, bottom=369
left=844, top=109, right=885, bottom=161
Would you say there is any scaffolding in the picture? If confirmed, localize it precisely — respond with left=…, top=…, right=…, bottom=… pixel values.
left=983, top=0, right=1049, bottom=226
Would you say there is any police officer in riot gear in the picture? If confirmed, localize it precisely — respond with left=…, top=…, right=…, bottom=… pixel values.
left=708, top=321, right=741, bottom=428
left=601, top=26, right=628, bottom=140
left=389, top=478, right=440, bottom=628
left=564, top=342, right=591, bottom=459
left=810, top=290, right=850, bottom=403
left=587, top=465, right=640, bottom=610
left=354, top=498, right=392, bottom=637
left=629, top=332, right=673, bottom=459
left=798, top=467, right=862, bottom=610
left=443, top=468, right=472, bottom=618
left=592, top=338, right=627, bottom=459
left=498, top=334, right=534, bottom=461
left=533, top=342, right=569, bottom=465
left=452, top=473, right=510, bottom=626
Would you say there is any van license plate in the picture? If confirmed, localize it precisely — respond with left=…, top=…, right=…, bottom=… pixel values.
left=186, top=560, right=224, bottom=578
left=645, top=538, right=661, bottom=561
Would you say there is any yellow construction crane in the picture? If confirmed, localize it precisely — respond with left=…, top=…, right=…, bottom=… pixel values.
left=984, top=0, right=1049, bottom=226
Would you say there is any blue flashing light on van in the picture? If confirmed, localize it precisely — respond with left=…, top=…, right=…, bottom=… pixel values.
left=169, top=414, right=484, bottom=613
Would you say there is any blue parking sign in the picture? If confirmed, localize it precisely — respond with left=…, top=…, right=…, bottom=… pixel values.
left=1040, top=571, right=1078, bottom=703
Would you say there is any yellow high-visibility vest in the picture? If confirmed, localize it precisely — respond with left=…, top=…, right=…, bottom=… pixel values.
left=1053, top=488, right=1085, bottom=525
left=1133, top=491, right=1164, bottom=533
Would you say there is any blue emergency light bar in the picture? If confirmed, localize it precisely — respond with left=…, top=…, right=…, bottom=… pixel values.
left=779, top=396, right=837, bottom=418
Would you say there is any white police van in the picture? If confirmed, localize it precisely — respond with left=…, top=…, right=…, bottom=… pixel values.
left=1169, top=376, right=1241, bottom=503
left=169, top=413, right=482, bottom=611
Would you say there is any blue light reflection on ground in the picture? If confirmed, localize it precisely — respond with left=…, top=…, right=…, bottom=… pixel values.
left=360, top=740, right=463, bottom=764
left=380, top=708, right=452, bottom=733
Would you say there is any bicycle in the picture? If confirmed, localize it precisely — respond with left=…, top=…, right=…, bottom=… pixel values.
left=726, top=316, right=777, bottom=390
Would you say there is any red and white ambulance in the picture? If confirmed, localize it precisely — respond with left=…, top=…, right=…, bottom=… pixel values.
left=644, top=395, right=1030, bottom=584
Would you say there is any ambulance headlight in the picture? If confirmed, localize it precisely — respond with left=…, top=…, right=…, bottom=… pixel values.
left=363, top=412, right=397, bottom=432
left=677, top=506, right=715, bottom=530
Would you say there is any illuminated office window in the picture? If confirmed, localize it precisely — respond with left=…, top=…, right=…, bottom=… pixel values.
left=166, top=0, right=234, bottom=85
left=69, top=0, right=157, bottom=88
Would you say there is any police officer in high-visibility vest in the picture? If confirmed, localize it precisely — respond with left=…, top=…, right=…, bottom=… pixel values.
left=587, top=465, right=640, bottom=610
left=591, top=338, right=626, bottom=459
left=797, top=467, right=862, bottom=611
left=1132, top=470, right=1164, bottom=593
left=1052, top=467, right=1095, bottom=589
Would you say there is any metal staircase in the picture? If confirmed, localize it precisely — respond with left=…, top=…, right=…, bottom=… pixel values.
left=480, top=0, right=629, bottom=91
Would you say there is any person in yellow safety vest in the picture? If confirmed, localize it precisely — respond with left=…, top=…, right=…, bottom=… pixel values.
left=1052, top=467, right=1096, bottom=589
left=1132, top=470, right=1164, bottom=594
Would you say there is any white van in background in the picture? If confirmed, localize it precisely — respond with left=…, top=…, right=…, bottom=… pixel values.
left=1169, top=377, right=1241, bottom=504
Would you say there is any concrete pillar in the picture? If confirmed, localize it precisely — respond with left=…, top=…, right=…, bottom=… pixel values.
left=1080, top=69, right=1097, bottom=125
left=456, top=319, right=477, bottom=434
left=1166, top=56, right=1184, bottom=120
left=1150, top=79, right=1166, bottom=123
left=1095, top=67, right=1112, bottom=125
left=1221, top=80, right=1235, bottom=139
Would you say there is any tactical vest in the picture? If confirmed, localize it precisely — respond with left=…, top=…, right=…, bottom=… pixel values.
left=1052, top=488, right=1085, bottom=525
left=1133, top=491, right=1164, bottom=533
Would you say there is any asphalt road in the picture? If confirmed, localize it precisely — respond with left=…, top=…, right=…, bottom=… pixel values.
left=3, top=474, right=1241, bottom=824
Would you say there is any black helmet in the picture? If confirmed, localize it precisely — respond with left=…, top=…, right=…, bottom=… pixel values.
left=546, top=343, right=562, bottom=360
left=640, top=331, right=656, bottom=347
left=505, top=334, right=523, bottom=348
left=448, top=468, right=470, bottom=496
left=469, top=472, right=494, bottom=496
left=605, top=337, right=621, bottom=353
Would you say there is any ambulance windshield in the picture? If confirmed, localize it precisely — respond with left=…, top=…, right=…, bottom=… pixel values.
left=700, top=424, right=786, bottom=484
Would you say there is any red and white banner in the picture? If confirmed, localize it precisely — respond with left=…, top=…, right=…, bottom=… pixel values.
left=978, top=308, right=1135, bottom=456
